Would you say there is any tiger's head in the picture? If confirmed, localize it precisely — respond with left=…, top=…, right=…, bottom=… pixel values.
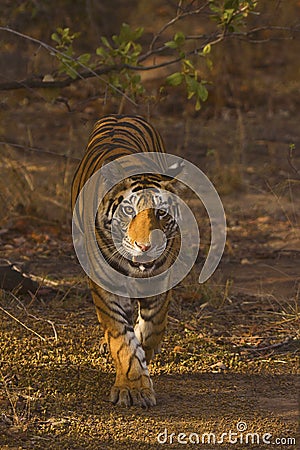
left=97, top=175, right=181, bottom=276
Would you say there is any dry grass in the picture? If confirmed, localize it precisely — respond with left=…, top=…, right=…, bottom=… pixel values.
left=0, top=140, right=76, bottom=223
left=0, top=278, right=298, bottom=449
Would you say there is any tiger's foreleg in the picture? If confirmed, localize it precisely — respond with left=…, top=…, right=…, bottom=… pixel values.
left=90, top=283, right=156, bottom=408
left=135, top=292, right=170, bottom=364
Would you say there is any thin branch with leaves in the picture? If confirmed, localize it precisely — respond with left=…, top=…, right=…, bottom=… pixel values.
left=0, top=1, right=299, bottom=110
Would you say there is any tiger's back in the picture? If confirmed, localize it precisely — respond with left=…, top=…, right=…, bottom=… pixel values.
left=71, top=115, right=166, bottom=206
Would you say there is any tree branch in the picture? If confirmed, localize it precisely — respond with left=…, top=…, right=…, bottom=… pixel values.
left=0, top=26, right=137, bottom=103
left=0, top=22, right=299, bottom=92
left=0, top=25, right=221, bottom=91
left=148, top=0, right=210, bottom=52
left=0, top=66, right=119, bottom=90
left=0, top=259, right=39, bottom=294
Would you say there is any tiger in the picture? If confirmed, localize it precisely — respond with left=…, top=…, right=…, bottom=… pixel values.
left=71, top=115, right=182, bottom=408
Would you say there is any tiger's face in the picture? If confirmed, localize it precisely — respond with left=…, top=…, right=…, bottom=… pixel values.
left=98, top=178, right=180, bottom=276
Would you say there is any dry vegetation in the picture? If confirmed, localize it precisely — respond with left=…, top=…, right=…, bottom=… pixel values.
left=0, top=1, right=300, bottom=449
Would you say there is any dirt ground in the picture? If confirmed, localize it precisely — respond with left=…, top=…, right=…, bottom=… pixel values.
left=0, top=17, right=300, bottom=448
left=0, top=100, right=299, bottom=449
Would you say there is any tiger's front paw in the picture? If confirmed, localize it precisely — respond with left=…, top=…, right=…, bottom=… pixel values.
left=110, top=379, right=156, bottom=408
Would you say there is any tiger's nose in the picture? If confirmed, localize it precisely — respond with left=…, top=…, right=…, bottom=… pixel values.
left=135, top=241, right=151, bottom=252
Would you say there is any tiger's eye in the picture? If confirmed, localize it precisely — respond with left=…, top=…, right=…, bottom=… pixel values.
left=122, top=205, right=135, bottom=216
left=157, top=208, right=168, bottom=218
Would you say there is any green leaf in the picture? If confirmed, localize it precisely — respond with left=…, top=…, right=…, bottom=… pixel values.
left=197, top=82, right=208, bottom=102
left=112, top=34, right=120, bottom=46
left=132, top=26, right=144, bottom=41
left=131, top=45, right=142, bottom=59
left=65, top=47, right=73, bottom=57
left=185, top=74, right=198, bottom=94
left=183, top=59, right=195, bottom=71
left=174, top=32, right=185, bottom=46
left=166, top=72, right=184, bottom=86
left=101, top=36, right=110, bottom=48
left=165, top=40, right=178, bottom=49
left=62, top=27, right=70, bottom=37
left=209, top=3, right=221, bottom=14
left=223, top=8, right=234, bottom=23
left=195, top=98, right=201, bottom=111
left=123, top=42, right=131, bottom=54
left=61, top=64, right=78, bottom=79
left=77, top=53, right=91, bottom=66
left=203, top=44, right=211, bottom=55
left=51, top=32, right=60, bottom=44
left=206, top=57, right=213, bottom=70
left=118, top=23, right=143, bottom=43
left=96, top=46, right=106, bottom=57
left=119, top=23, right=131, bottom=43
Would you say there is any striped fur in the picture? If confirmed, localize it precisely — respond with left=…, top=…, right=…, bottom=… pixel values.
left=72, top=115, right=180, bottom=407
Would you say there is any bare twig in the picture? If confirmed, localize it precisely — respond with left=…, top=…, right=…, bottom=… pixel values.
left=0, top=304, right=46, bottom=341
left=243, top=337, right=294, bottom=352
left=14, top=292, right=59, bottom=342
left=148, top=0, right=210, bottom=52
left=186, top=25, right=300, bottom=41
left=0, top=368, right=20, bottom=425
left=1, top=292, right=59, bottom=341
left=0, top=66, right=118, bottom=90
left=287, top=144, right=300, bottom=179
left=0, top=141, right=81, bottom=161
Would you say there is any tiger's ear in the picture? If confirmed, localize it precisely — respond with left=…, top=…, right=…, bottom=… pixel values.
left=165, top=160, right=185, bottom=179
left=161, top=160, right=185, bottom=187
left=160, top=160, right=186, bottom=193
